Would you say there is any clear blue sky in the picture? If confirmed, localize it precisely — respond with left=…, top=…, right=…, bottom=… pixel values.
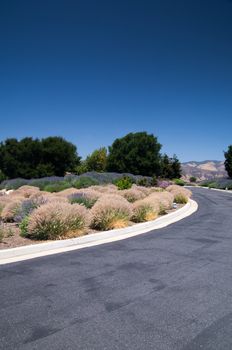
left=0, top=0, right=231, bottom=162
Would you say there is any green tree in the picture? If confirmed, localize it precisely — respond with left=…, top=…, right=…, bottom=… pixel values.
left=85, top=147, right=107, bottom=172
left=225, top=145, right=232, bottom=178
left=171, top=154, right=182, bottom=179
left=75, top=161, right=89, bottom=175
left=160, top=154, right=181, bottom=179
left=107, top=132, right=162, bottom=176
left=41, top=137, right=80, bottom=176
left=0, top=137, right=80, bottom=179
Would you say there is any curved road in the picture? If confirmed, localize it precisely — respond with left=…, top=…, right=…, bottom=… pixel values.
left=1, top=188, right=232, bottom=350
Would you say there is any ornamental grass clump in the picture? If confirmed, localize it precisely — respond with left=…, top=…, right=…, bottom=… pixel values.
left=166, top=185, right=191, bottom=205
left=68, top=190, right=99, bottom=209
left=1, top=198, right=24, bottom=222
left=25, top=202, right=90, bottom=240
left=55, top=188, right=79, bottom=197
left=132, top=199, right=159, bottom=223
left=91, top=194, right=132, bottom=230
left=0, top=196, right=14, bottom=215
left=131, top=184, right=150, bottom=196
left=166, top=185, right=192, bottom=197
left=91, top=184, right=118, bottom=194
left=147, top=191, right=174, bottom=211
left=173, top=193, right=188, bottom=204
left=121, top=188, right=146, bottom=203
left=12, top=185, right=40, bottom=198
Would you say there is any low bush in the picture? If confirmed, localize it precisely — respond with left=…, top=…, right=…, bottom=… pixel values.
left=25, top=202, right=90, bottom=240
left=151, top=176, right=158, bottom=186
left=0, top=178, right=28, bottom=190
left=189, top=176, right=197, bottom=183
left=14, top=198, right=38, bottom=223
left=114, top=176, right=134, bottom=190
left=91, top=194, right=132, bottom=230
left=72, top=177, right=99, bottom=189
left=19, top=216, right=30, bottom=237
left=174, top=179, right=185, bottom=186
left=43, top=181, right=71, bottom=193
left=68, top=191, right=99, bottom=208
left=136, top=177, right=150, bottom=187
left=157, top=180, right=172, bottom=189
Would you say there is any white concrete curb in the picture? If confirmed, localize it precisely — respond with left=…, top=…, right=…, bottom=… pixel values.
left=0, top=199, right=198, bottom=265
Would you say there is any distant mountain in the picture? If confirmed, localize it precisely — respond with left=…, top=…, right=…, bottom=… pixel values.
left=181, top=160, right=227, bottom=181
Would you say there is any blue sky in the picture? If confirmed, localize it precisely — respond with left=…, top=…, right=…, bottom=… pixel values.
left=0, top=0, right=231, bottom=162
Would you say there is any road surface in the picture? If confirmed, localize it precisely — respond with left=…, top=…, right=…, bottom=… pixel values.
left=1, top=188, right=232, bottom=350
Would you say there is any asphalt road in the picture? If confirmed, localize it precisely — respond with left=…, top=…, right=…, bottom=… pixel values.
left=1, top=188, right=232, bottom=350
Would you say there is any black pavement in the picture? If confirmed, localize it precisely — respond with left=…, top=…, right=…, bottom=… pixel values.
left=1, top=188, right=232, bottom=350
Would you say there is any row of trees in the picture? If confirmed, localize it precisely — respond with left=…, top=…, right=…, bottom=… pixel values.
left=0, top=132, right=182, bottom=180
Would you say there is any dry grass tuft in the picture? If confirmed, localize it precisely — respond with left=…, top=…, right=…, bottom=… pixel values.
left=90, top=194, right=132, bottom=230
left=146, top=191, right=174, bottom=211
left=91, top=184, right=118, bottom=194
left=1, top=198, right=24, bottom=222
left=121, top=188, right=146, bottom=203
left=54, top=188, right=80, bottom=197
left=166, top=185, right=192, bottom=198
left=132, top=198, right=159, bottom=222
left=27, top=202, right=90, bottom=240
left=11, top=185, right=40, bottom=198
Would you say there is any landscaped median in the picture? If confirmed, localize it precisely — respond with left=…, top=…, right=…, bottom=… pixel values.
left=0, top=183, right=197, bottom=264
left=0, top=198, right=197, bottom=264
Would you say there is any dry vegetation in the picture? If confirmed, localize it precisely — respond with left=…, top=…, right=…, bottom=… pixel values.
left=0, top=183, right=192, bottom=248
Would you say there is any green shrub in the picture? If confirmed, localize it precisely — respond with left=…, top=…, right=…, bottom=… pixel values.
left=19, top=216, right=30, bottom=237
left=189, top=176, right=197, bottom=183
left=174, top=178, right=185, bottom=186
left=137, top=177, right=149, bottom=187
left=114, top=176, right=133, bottom=190
left=72, top=177, right=99, bottom=189
left=43, top=181, right=71, bottom=192
left=151, top=176, right=158, bottom=186
left=0, top=225, right=4, bottom=242
left=208, top=182, right=218, bottom=189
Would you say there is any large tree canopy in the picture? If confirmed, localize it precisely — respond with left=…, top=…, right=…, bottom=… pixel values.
left=107, top=132, right=162, bottom=176
left=225, top=145, right=232, bottom=178
left=161, top=154, right=182, bottom=179
left=0, top=137, right=80, bottom=179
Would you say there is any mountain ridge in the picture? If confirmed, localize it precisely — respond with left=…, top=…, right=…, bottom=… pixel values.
left=181, top=160, right=227, bottom=181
